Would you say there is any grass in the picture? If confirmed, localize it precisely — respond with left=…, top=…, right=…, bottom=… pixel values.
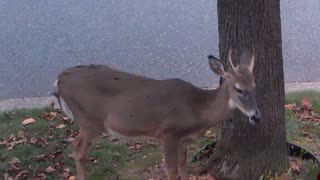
left=286, top=90, right=320, bottom=112
left=285, top=91, right=320, bottom=148
left=284, top=91, right=320, bottom=179
left=0, top=107, right=219, bottom=179
left=0, top=91, right=319, bottom=179
left=0, top=108, right=129, bottom=179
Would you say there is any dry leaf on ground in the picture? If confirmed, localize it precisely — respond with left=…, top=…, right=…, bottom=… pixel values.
left=22, top=118, right=36, bottom=125
left=189, top=174, right=216, bottom=180
left=68, top=176, right=76, bottom=180
left=6, top=133, right=28, bottom=150
left=56, top=124, right=66, bottom=129
left=301, top=97, right=312, bottom=110
left=289, top=161, right=301, bottom=175
left=9, top=157, right=21, bottom=164
left=45, top=166, right=56, bottom=173
left=129, top=143, right=142, bottom=150
left=29, top=137, right=38, bottom=144
left=285, top=103, right=297, bottom=111
left=204, top=130, right=216, bottom=138
left=14, top=170, right=28, bottom=179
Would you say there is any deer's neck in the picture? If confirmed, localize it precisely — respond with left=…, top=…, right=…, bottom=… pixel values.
left=200, top=83, right=233, bottom=126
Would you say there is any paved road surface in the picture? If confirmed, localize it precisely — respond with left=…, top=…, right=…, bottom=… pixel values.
left=0, top=0, right=319, bottom=99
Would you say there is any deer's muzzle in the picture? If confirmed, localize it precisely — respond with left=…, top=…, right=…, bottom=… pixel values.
left=249, top=109, right=261, bottom=125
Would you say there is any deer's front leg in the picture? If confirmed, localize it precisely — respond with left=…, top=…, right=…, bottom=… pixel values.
left=162, top=136, right=179, bottom=180
left=178, top=143, right=188, bottom=180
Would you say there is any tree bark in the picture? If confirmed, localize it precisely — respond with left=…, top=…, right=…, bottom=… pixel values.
left=212, top=0, right=288, bottom=179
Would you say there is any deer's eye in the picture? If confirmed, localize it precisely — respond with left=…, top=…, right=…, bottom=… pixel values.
left=235, top=88, right=244, bottom=96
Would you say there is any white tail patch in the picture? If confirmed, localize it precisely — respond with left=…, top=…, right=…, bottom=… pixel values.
left=54, top=79, right=59, bottom=94
left=54, top=79, right=74, bottom=123
left=59, top=96, right=74, bottom=123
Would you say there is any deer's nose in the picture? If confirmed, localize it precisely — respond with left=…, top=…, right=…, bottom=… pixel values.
left=249, top=109, right=261, bottom=125
left=249, top=109, right=261, bottom=124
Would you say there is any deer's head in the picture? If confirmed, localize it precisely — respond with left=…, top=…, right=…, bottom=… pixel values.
left=208, top=48, right=261, bottom=125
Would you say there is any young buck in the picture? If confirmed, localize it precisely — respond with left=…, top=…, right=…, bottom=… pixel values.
left=53, top=48, right=260, bottom=180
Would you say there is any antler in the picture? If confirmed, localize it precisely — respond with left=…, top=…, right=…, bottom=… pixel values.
left=249, top=48, right=255, bottom=73
left=227, top=48, right=237, bottom=71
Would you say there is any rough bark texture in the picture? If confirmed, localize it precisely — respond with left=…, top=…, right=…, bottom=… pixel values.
left=213, top=0, right=288, bottom=179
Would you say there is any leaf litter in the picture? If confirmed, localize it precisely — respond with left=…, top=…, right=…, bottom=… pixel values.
left=285, top=97, right=320, bottom=123
left=1, top=98, right=319, bottom=179
left=3, top=108, right=221, bottom=179
left=1, top=110, right=76, bottom=179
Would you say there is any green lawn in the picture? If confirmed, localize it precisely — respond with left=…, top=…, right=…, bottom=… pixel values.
left=0, top=91, right=319, bottom=179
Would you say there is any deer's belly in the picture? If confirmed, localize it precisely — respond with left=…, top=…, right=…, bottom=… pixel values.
left=107, top=128, right=159, bottom=143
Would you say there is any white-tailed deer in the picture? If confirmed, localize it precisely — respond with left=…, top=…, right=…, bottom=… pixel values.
left=53, top=48, right=260, bottom=180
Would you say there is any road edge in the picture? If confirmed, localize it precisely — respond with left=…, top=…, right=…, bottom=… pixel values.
left=0, top=81, right=319, bottom=112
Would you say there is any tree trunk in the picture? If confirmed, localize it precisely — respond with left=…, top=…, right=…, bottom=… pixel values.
left=212, top=0, right=288, bottom=179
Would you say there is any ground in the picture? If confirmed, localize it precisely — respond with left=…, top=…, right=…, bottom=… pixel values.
left=0, top=91, right=319, bottom=180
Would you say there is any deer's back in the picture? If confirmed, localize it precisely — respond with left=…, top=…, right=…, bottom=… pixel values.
left=57, top=64, right=199, bottom=116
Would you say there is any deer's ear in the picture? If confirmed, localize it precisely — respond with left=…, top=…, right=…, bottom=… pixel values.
left=208, top=55, right=227, bottom=77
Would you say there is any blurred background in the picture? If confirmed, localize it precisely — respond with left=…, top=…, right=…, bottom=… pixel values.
left=0, top=0, right=319, bottom=99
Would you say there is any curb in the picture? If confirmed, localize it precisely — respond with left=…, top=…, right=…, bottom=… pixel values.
left=0, top=81, right=319, bottom=112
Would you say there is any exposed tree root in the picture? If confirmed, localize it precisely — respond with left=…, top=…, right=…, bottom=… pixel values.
left=190, top=140, right=320, bottom=179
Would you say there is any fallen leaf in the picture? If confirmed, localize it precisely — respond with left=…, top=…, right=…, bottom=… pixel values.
left=63, top=167, right=70, bottom=178
left=68, top=176, right=76, bottom=180
left=101, top=132, right=108, bottom=138
left=62, top=116, right=69, bottom=121
left=6, top=133, right=28, bottom=150
left=63, top=137, right=75, bottom=143
left=45, top=166, right=56, bottom=173
left=39, top=111, right=58, bottom=121
left=37, top=138, right=49, bottom=147
left=52, top=150, right=63, bottom=157
left=10, top=157, right=21, bottom=164
left=289, top=161, right=300, bottom=174
left=3, top=173, right=13, bottom=180
left=29, top=137, right=38, bottom=144
left=64, top=168, right=70, bottom=173
left=135, top=144, right=142, bottom=149
left=34, top=154, right=46, bottom=161
left=8, top=162, right=20, bottom=171
left=189, top=174, right=216, bottom=180
left=89, top=158, right=98, bottom=164
left=129, top=143, right=142, bottom=150
left=49, top=112, right=57, bottom=117
left=0, top=140, right=7, bottom=146
left=285, top=103, right=297, bottom=111
left=56, top=124, right=66, bottom=129
left=300, top=130, right=309, bottom=136
left=301, top=97, right=312, bottom=110
left=204, top=130, right=216, bottom=138
left=22, top=118, right=36, bottom=125
left=306, top=136, right=313, bottom=143
left=34, top=172, right=47, bottom=179
left=14, top=170, right=28, bottom=179
left=17, top=131, right=25, bottom=138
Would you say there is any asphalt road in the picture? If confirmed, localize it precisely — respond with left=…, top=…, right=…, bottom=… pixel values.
left=0, top=0, right=319, bottom=100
